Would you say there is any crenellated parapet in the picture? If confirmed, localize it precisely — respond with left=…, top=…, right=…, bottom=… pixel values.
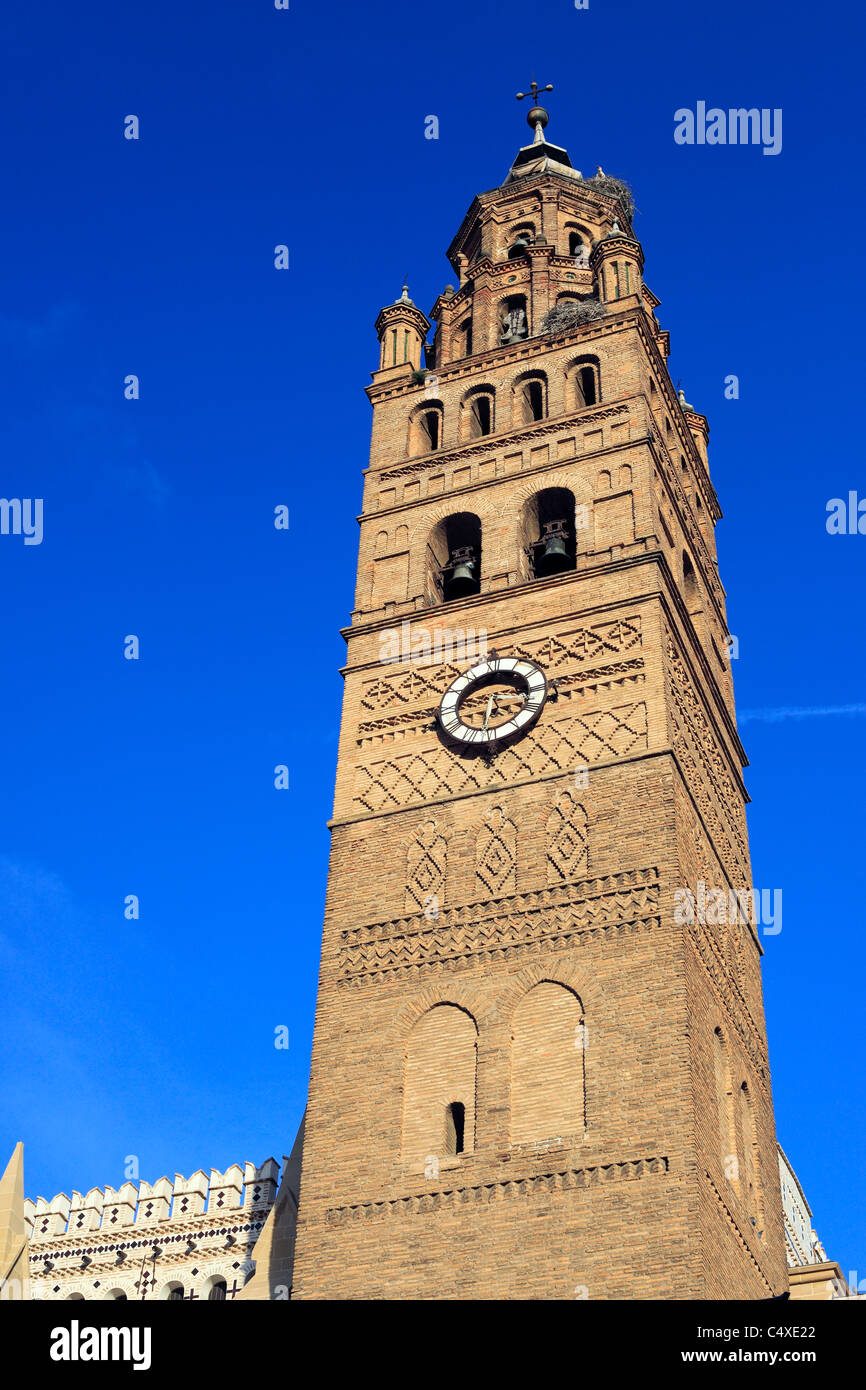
left=25, top=1159, right=279, bottom=1242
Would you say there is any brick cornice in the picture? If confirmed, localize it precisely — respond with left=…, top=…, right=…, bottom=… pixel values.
left=365, top=306, right=639, bottom=409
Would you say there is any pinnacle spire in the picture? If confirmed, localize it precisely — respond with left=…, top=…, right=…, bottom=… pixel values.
left=0, top=1143, right=29, bottom=1298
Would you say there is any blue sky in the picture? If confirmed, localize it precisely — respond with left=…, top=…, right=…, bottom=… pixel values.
left=1, top=0, right=864, bottom=1282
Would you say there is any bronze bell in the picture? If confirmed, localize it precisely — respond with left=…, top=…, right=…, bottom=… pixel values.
left=535, top=519, right=572, bottom=577
left=443, top=545, right=478, bottom=600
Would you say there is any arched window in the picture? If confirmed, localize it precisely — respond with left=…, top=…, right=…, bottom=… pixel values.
left=521, top=487, right=577, bottom=579
left=506, top=224, right=535, bottom=259
left=499, top=295, right=528, bottom=345
left=511, top=982, right=586, bottom=1144
left=402, top=1004, right=477, bottom=1172
left=168, top=1285, right=184, bottom=1301
left=208, top=1279, right=227, bottom=1301
left=426, top=512, right=482, bottom=604
left=460, top=387, right=494, bottom=441
left=564, top=222, right=591, bottom=264
left=513, top=372, right=547, bottom=426
left=66, top=1292, right=85, bottom=1300
left=567, top=354, right=600, bottom=409
left=408, top=402, right=443, bottom=456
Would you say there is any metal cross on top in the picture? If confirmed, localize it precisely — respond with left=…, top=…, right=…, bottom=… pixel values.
left=516, top=78, right=553, bottom=106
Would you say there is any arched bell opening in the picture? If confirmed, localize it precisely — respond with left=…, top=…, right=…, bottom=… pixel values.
left=459, top=386, right=495, bottom=441
left=521, top=488, right=577, bottom=580
left=563, top=220, right=592, bottom=265
left=566, top=355, right=601, bottom=409
left=505, top=223, right=535, bottom=260
left=512, top=372, right=547, bottom=427
left=408, top=401, right=444, bottom=456
left=499, top=295, right=528, bottom=345
left=426, top=512, right=482, bottom=605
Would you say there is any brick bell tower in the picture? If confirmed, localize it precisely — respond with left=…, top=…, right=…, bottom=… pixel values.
left=292, top=89, right=788, bottom=1300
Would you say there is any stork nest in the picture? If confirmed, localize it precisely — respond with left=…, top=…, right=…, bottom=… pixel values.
left=542, top=299, right=606, bottom=335
left=585, top=173, right=636, bottom=222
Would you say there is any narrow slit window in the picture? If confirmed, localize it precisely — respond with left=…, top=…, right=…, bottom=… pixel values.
left=445, top=1101, right=465, bottom=1155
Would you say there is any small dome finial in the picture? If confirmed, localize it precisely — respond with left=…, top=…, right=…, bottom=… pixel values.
left=516, top=78, right=554, bottom=142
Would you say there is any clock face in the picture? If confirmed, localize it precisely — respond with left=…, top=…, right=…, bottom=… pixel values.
left=438, top=656, right=547, bottom=749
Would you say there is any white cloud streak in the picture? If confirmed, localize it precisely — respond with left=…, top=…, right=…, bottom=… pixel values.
left=738, top=704, right=866, bottom=725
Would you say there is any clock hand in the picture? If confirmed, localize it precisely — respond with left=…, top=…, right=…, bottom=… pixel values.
left=482, top=690, right=527, bottom=729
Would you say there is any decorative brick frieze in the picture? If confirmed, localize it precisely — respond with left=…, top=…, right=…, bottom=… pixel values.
left=338, top=867, right=660, bottom=984
left=326, top=1154, right=670, bottom=1224
left=353, top=703, right=648, bottom=813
